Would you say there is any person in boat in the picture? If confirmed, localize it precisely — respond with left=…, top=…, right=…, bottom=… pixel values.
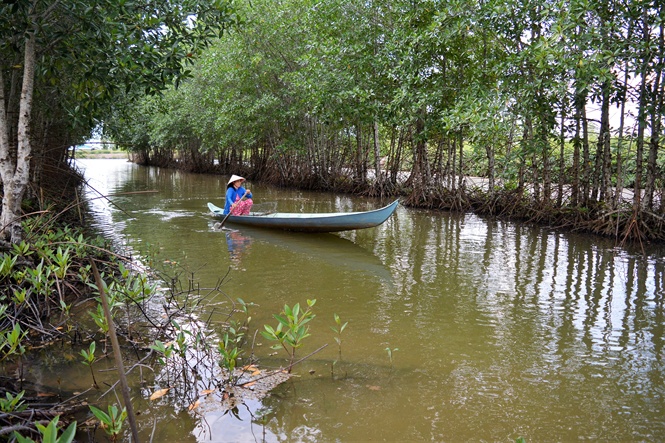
left=224, top=174, right=253, bottom=215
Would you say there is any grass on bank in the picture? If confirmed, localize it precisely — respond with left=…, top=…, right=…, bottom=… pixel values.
left=72, top=148, right=129, bottom=159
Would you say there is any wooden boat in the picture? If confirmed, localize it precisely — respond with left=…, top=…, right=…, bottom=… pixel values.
left=207, top=200, right=399, bottom=233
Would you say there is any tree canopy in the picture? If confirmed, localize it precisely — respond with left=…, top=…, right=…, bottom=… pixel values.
left=0, top=0, right=237, bottom=242
left=4, top=0, right=665, bottom=242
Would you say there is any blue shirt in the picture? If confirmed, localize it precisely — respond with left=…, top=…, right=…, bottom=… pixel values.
left=224, top=186, right=252, bottom=214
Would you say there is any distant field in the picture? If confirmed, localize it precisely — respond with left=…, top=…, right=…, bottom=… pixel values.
left=74, top=149, right=129, bottom=159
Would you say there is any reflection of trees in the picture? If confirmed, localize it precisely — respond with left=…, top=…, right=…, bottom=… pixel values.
left=380, top=210, right=665, bottom=431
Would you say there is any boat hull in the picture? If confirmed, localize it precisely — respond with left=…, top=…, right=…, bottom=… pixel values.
left=207, top=200, right=399, bottom=233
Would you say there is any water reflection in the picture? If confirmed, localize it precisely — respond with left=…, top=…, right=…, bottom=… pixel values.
left=224, top=230, right=252, bottom=260
left=73, top=160, right=665, bottom=442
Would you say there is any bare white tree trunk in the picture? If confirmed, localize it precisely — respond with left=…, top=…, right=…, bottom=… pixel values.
left=0, top=33, right=35, bottom=244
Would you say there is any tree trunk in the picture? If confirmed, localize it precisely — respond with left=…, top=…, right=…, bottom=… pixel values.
left=485, top=144, right=495, bottom=193
left=539, top=124, right=550, bottom=203
left=457, top=131, right=464, bottom=190
left=412, top=115, right=430, bottom=195
left=518, top=116, right=532, bottom=197
left=0, top=32, right=35, bottom=244
left=581, top=103, right=590, bottom=206
left=0, top=71, right=9, bottom=176
left=613, top=71, right=629, bottom=209
left=645, top=22, right=664, bottom=210
left=571, top=92, right=582, bottom=207
left=355, top=123, right=367, bottom=183
left=597, top=79, right=612, bottom=202
left=634, top=12, right=651, bottom=212
left=444, top=138, right=454, bottom=189
left=372, top=120, right=383, bottom=185
left=557, top=103, right=566, bottom=207
left=634, top=78, right=646, bottom=211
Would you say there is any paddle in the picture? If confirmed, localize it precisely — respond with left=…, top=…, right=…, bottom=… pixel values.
left=219, top=189, right=250, bottom=229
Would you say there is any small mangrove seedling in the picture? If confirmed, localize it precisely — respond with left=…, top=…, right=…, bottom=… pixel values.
left=330, top=313, right=348, bottom=361
left=385, top=346, right=399, bottom=369
left=330, top=313, right=348, bottom=378
left=218, top=328, right=244, bottom=386
left=80, top=341, right=99, bottom=388
left=0, top=253, right=17, bottom=278
left=89, top=404, right=127, bottom=442
left=236, top=297, right=254, bottom=323
left=88, top=303, right=108, bottom=333
left=0, top=390, right=26, bottom=413
left=12, top=288, right=28, bottom=304
left=0, top=323, right=27, bottom=362
left=261, top=299, right=316, bottom=372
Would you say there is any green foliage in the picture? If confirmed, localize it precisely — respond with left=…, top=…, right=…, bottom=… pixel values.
left=236, top=297, right=253, bottom=322
left=0, top=214, right=160, bottom=374
left=330, top=313, right=348, bottom=362
left=218, top=330, right=243, bottom=385
left=0, top=254, right=17, bottom=279
left=171, top=319, right=193, bottom=359
left=88, top=303, right=110, bottom=334
left=120, top=268, right=156, bottom=303
left=0, top=390, right=26, bottom=413
left=12, top=241, right=32, bottom=257
left=49, top=247, right=72, bottom=280
left=149, top=295, right=253, bottom=394
left=80, top=341, right=99, bottom=388
left=261, top=299, right=316, bottom=373
left=80, top=341, right=97, bottom=366
left=13, top=416, right=77, bottom=443
left=12, top=287, right=28, bottom=304
left=1, top=0, right=239, bottom=124
left=149, top=339, right=175, bottom=365
left=23, top=260, right=51, bottom=295
left=98, top=0, right=665, bottom=238
left=0, top=323, right=27, bottom=362
left=89, top=404, right=127, bottom=442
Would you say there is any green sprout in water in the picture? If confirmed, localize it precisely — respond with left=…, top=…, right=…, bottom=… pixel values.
left=330, top=313, right=348, bottom=378
left=80, top=341, right=98, bottom=388
left=330, top=313, right=348, bottom=361
left=385, top=346, right=398, bottom=369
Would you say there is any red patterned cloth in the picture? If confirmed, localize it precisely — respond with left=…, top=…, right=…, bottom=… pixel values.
left=231, top=197, right=253, bottom=215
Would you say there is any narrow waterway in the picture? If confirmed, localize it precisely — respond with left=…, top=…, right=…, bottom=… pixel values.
left=76, top=159, right=664, bottom=442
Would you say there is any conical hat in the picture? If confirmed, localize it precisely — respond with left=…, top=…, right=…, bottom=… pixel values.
left=227, top=174, right=246, bottom=185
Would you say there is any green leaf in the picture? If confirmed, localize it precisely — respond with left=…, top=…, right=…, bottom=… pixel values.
left=58, top=422, right=77, bottom=443
left=89, top=405, right=110, bottom=423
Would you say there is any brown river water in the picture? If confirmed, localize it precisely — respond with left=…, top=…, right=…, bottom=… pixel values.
left=48, top=159, right=665, bottom=442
